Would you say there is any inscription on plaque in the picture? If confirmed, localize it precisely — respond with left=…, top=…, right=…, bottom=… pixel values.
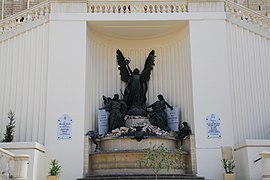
left=206, top=114, right=221, bottom=138
left=167, top=107, right=179, bottom=131
left=98, top=109, right=108, bottom=135
left=57, top=114, right=72, bottom=139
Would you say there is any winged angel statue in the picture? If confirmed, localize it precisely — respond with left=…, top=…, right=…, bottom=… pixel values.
left=116, top=49, right=156, bottom=116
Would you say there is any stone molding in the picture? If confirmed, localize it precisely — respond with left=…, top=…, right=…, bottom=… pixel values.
left=260, top=151, right=270, bottom=158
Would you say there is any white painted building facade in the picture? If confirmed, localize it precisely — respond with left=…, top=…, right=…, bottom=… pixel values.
left=0, top=0, right=270, bottom=179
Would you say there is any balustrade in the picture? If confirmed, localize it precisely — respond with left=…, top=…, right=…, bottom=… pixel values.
left=87, top=1, right=188, bottom=14
left=0, top=0, right=50, bottom=35
left=0, top=149, right=13, bottom=179
left=0, top=148, right=29, bottom=180
left=225, top=0, right=270, bottom=31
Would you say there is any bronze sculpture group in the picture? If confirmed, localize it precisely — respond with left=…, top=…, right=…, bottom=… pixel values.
left=99, top=49, right=191, bottom=139
left=85, top=49, right=192, bottom=151
left=100, top=49, right=174, bottom=133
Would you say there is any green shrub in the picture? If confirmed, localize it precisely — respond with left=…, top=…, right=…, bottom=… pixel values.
left=2, top=110, right=16, bottom=142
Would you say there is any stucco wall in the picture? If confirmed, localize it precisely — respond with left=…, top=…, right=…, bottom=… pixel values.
left=44, top=19, right=87, bottom=180
left=0, top=22, right=49, bottom=144
left=226, top=21, right=270, bottom=144
left=189, top=18, right=235, bottom=180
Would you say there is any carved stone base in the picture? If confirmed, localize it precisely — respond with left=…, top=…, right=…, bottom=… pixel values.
left=89, top=136, right=187, bottom=175
left=89, top=150, right=187, bottom=175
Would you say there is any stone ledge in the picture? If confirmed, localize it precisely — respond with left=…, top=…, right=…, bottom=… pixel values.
left=98, top=136, right=178, bottom=151
left=234, top=139, right=270, bottom=151
left=0, top=141, right=45, bottom=153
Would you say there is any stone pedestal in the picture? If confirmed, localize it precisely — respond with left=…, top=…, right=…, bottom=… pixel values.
left=260, top=151, right=270, bottom=180
left=90, top=150, right=186, bottom=175
left=99, top=136, right=177, bottom=151
left=89, top=136, right=188, bottom=175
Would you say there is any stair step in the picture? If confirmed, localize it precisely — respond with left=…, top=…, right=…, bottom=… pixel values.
left=78, top=174, right=204, bottom=180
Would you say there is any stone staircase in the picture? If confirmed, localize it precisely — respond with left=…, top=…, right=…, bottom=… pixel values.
left=78, top=174, right=204, bottom=180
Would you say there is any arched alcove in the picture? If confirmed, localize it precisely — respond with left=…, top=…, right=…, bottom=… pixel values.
left=85, top=20, right=194, bottom=133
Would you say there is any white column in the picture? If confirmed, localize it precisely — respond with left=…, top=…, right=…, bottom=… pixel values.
left=13, top=154, right=30, bottom=180
left=45, top=11, right=87, bottom=180
left=188, top=1, right=235, bottom=179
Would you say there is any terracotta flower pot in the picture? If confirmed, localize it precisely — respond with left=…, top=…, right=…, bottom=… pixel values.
left=223, top=173, right=236, bottom=180
left=46, top=176, right=59, bottom=180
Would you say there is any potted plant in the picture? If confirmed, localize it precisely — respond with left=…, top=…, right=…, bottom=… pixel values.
left=46, top=159, right=61, bottom=180
left=222, top=159, right=236, bottom=180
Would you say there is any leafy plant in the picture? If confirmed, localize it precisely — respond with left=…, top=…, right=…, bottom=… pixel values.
left=48, top=159, right=62, bottom=176
left=222, top=159, right=235, bottom=174
left=2, top=110, right=16, bottom=142
left=139, top=144, right=184, bottom=180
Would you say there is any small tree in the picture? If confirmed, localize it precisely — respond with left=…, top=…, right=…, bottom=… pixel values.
left=139, top=144, right=184, bottom=180
left=2, top=110, right=16, bottom=142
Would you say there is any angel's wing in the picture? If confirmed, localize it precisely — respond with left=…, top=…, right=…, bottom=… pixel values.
left=141, top=50, right=155, bottom=82
left=102, top=96, right=109, bottom=106
left=116, top=50, right=131, bottom=82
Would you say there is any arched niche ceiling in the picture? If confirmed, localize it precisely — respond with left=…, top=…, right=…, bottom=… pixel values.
left=88, top=20, right=188, bottom=40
